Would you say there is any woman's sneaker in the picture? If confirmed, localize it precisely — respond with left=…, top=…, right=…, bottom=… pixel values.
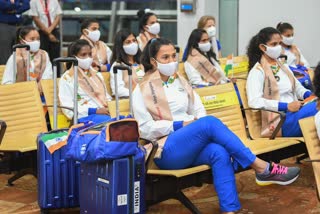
left=256, top=163, right=300, bottom=186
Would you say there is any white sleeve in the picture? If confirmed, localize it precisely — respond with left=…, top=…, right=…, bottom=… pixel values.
left=298, top=48, right=310, bottom=68
left=58, top=77, right=75, bottom=120
left=132, top=85, right=174, bottom=141
left=29, top=0, right=38, bottom=17
left=184, top=61, right=209, bottom=86
left=96, top=72, right=112, bottom=101
left=106, top=44, right=113, bottom=64
left=110, top=62, right=129, bottom=97
left=41, top=52, right=53, bottom=80
left=1, top=55, right=14, bottom=85
left=212, top=60, right=228, bottom=84
left=294, top=74, right=310, bottom=100
left=59, top=76, right=90, bottom=119
left=55, top=0, right=63, bottom=15
left=246, top=68, right=279, bottom=111
left=315, top=111, right=320, bottom=139
left=190, top=91, right=206, bottom=119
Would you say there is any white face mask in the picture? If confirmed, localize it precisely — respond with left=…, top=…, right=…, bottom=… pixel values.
left=86, top=29, right=101, bottom=42
left=206, top=26, right=216, bottom=38
left=263, top=44, right=282, bottom=60
left=24, top=40, right=40, bottom=53
left=198, top=42, right=211, bottom=52
left=147, top=23, right=160, bottom=35
left=75, top=56, right=93, bottom=70
left=123, top=42, right=139, bottom=56
left=154, top=59, right=177, bottom=76
left=282, top=36, right=294, bottom=46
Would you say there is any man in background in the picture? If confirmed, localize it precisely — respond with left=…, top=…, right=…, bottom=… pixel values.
left=0, top=0, right=30, bottom=64
left=29, top=0, right=62, bottom=64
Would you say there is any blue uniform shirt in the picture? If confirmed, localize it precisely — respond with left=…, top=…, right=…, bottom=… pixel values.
left=0, top=0, right=30, bottom=24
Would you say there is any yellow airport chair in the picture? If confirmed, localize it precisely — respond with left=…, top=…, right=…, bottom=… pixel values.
left=0, top=81, right=48, bottom=185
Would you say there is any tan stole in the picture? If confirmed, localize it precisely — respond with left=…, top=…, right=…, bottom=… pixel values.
left=140, top=70, right=194, bottom=158
left=259, top=56, right=295, bottom=137
left=122, top=64, right=145, bottom=91
left=69, top=67, right=109, bottom=108
left=138, top=32, right=159, bottom=50
left=16, top=49, right=47, bottom=82
left=80, top=35, right=108, bottom=65
left=187, top=49, right=224, bottom=85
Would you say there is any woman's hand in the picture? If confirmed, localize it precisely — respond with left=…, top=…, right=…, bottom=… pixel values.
left=183, top=118, right=198, bottom=127
left=96, top=107, right=110, bottom=115
left=288, top=101, right=302, bottom=112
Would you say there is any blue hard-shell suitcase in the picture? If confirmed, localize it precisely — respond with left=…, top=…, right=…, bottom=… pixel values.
left=37, top=129, right=80, bottom=211
left=80, top=147, right=145, bottom=214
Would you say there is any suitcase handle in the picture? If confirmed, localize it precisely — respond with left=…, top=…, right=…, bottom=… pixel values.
left=113, top=65, right=133, bottom=119
left=113, top=65, right=132, bottom=75
left=12, top=44, right=31, bottom=83
left=52, top=57, right=79, bottom=129
left=53, top=57, right=78, bottom=66
left=12, top=44, right=30, bottom=51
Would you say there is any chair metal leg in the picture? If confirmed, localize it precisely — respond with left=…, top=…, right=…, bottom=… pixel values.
left=175, top=191, right=202, bottom=214
left=296, top=153, right=309, bottom=164
left=7, top=168, right=36, bottom=186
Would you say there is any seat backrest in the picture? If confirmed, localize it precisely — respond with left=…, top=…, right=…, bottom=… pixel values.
left=108, top=99, right=130, bottom=118
left=236, top=80, right=262, bottom=139
left=100, top=72, right=112, bottom=97
left=299, top=116, right=320, bottom=198
left=41, top=79, right=70, bottom=129
left=0, top=81, right=47, bottom=136
left=195, top=82, right=247, bottom=139
left=178, top=62, right=189, bottom=81
left=219, top=55, right=249, bottom=79
left=0, top=65, right=5, bottom=82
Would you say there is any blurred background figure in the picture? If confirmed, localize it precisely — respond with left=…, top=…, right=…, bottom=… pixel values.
left=29, top=0, right=62, bottom=64
left=0, top=0, right=30, bottom=64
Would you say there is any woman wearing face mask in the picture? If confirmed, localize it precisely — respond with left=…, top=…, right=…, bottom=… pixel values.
left=59, top=39, right=112, bottom=124
left=182, top=15, right=222, bottom=62
left=110, top=29, right=144, bottom=98
left=183, top=29, right=228, bottom=87
left=2, top=26, right=52, bottom=86
left=136, top=9, right=160, bottom=51
left=276, top=22, right=310, bottom=68
left=246, top=27, right=316, bottom=138
left=133, top=38, right=300, bottom=214
left=80, top=19, right=112, bottom=72
left=198, top=15, right=222, bottom=59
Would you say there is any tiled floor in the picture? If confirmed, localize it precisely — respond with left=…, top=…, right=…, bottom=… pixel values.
left=0, top=158, right=319, bottom=214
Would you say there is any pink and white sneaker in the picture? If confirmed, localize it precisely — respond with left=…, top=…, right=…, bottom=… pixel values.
left=256, top=162, right=300, bottom=186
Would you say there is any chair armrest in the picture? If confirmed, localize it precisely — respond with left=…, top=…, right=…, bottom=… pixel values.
left=140, top=138, right=159, bottom=171
left=235, top=77, right=247, bottom=80
left=44, top=105, right=74, bottom=112
left=44, top=105, right=74, bottom=127
left=0, top=120, right=7, bottom=145
left=242, top=107, right=286, bottom=140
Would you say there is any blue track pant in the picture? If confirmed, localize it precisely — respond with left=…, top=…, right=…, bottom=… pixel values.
left=78, top=114, right=111, bottom=124
left=154, top=116, right=256, bottom=212
left=282, top=101, right=317, bottom=137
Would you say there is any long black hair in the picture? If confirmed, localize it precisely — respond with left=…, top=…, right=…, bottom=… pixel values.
left=66, top=39, right=91, bottom=69
left=246, top=27, right=281, bottom=71
left=313, top=62, right=320, bottom=100
left=184, top=28, right=217, bottom=63
left=137, top=9, right=156, bottom=33
left=110, top=29, right=141, bottom=66
left=276, top=22, right=294, bottom=34
left=140, top=38, right=175, bottom=72
left=16, top=26, right=37, bottom=43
